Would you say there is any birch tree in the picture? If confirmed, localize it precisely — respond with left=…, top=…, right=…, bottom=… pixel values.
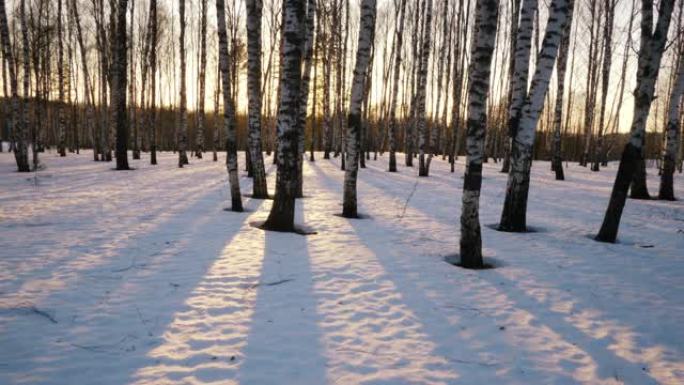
left=114, top=0, right=130, bottom=170
left=195, top=0, right=208, bottom=158
left=388, top=0, right=407, bottom=172
left=177, top=0, right=189, bottom=167
left=296, top=0, right=315, bottom=197
left=658, top=50, right=684, bottom=200
left=246, top=0, right=269, bottom=198
left=499, top=0, right=571, bottom=232
left=0, top=0, right=28, bottom=171
left=341, top=0, right=377, bottom=218
left=57, top=0, right=67, bottom=157
left=262, top=0, right=305, bottom=230
left=217, top=0, right=243, bottom=211
left=417, top=0, right=432, bottom=177
left=596, top=0, right=675, bottom=242
left=458, top=0, right=499, bottom=268
left=551, top=0, right=576, bottom=180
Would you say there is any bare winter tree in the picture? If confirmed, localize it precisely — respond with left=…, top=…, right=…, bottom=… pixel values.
left=551, top=0, right=576, bottom=180
left=296, top=0, right=315, bottom=197
left=499, top=0, right=571, bottom=232
left=596, top=0, right=675, bottom=242
left=342, top=0, right=377, bottom=218
left=195, top=0, right=208, bottom=158
left=217, top=0, right=243, bottom=211
left=388, top=0, right=407, bottom=172
left=57, top=0, right=67, bottom=157
left=177, top=0, right=189, bottom=167
left=262, top=0, right=305, bottom=230
left=416, top=0, right=432, bottom=177
left=659, top=49, right=684, bottom=200
left=458, top=0, right=499, bottom=268
left=246, top=0, right=269, bottom=198
left=0, top=0, right=29, bottom=171
left=114, top=0, right=130, bottom=170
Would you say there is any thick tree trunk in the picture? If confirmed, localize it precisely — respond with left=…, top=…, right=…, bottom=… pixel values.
left=114, top=0, right=130, bottom=170
left=499, top=0, right=571, bottom=232
left=597, top=0, right=675, bottom=242
left=459, top=0, right=498, bottom=268
left=262, top=0, right=305, bottom=230
left=342, top=0, right=377, bottom=218
left=246, top=0, right=269, bottom=198
left=216, top=0, right=243, bottom=211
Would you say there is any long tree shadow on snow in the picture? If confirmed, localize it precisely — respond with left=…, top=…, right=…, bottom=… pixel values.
left=0, top=179, right=266, bottom=384
left=236, top=199, right=328, bottom=384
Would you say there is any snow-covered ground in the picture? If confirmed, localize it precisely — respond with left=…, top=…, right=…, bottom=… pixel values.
left=0, top=150, right=683, bottom=385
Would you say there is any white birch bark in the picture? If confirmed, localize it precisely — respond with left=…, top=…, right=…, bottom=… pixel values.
left=216, top=0, right=243, bottom=211
left=597, top=0, right=675, bottom=242
left=0, top=0, right=28, bottom=171
left=658, top=49, right=683, bottom=199
left=262, top=0, right=305, bottom=230
left=246, top=0, right=269, bottom=198
left=177, top=0, right=189, bottom=167
left=342, top=0, right=377, bottom=218
left=388, top=0, right=407, bottom=172
left=417, top=0, right=433, bottom=176
left=458, top=0, right=499, bottom=268
left=499, top=0, right=570, bottom=231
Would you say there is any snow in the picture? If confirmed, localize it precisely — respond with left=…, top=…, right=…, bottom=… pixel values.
left=1, top=150, right=683, bottom=385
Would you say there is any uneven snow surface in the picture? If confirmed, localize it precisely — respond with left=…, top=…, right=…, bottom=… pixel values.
left=1, top=150, right=683, bottom=385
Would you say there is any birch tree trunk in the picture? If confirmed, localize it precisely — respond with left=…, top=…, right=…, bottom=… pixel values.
left=551, top=0, right=575, bottom=180
left=592, top=0, right=616, bottom=172
left=149, top=0, right=158, bottom=165
left=596, top=0, right=675, bottom=242
left=296, top=0, right=315, bottom=197
left=195, top=0, right=208, bottom=159
left=499, top=0, right=570, bottom=232
left=246, top=0, right=269, bottom=198
left=417, top=0, right=433, bottom=177
left=177, top=0, right=189, bottom=167
left=342, top=0, right=377, bottom=218
left=71, top=0, right=96, bottom=162
left=114, top=0, right=130, bottom=170
left=388, top=0, right=407, bottom=172
left=458, top=0, right=498, bottom=268
left=506, top=0, right=536, bottom=147
left=0, top=0, right=28, bottom=171
left=262, top=0, right=305, bottom=230
left=216, top=0, right=243, bottom=211
left=658, top=49, right=683, bottom=199
left=57, top=0, right=67, bottom=157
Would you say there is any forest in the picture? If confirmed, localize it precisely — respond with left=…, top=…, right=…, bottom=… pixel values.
left=0, top=0, right=683, bottom=383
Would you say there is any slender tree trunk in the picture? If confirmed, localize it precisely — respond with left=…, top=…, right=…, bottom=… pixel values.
left=57, top=0, right=67, bottom=157
left=195, top=0, right=208, bottom=159
left=552, top=0, right=576, bottom=180
left=177, top=0, right=189, bottom=167
left=296, top=0, right=316, bottom=197
left=246, top=0, right=269, bottom=198
left=459, top=0, right=498, bottom=268
left=342, top=0, right=377, bottom=218
left=0, top=0, right=28, bottom=171
left=113, top=0, right=130, bottom=170
left=597, top=0, right=675, bottom=242
left=262, top=0, right=305, bottom=230
left=388, top=0, right=407, bottom=172
left=216, top=0, right=243, bottom=211
left=417, top=0, right=433, bottom=176
left=499, top=0, right=571, bottom=232
left=149, top=0, right=158, bottom=165
left=658, top=51, right=684, bottom=200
